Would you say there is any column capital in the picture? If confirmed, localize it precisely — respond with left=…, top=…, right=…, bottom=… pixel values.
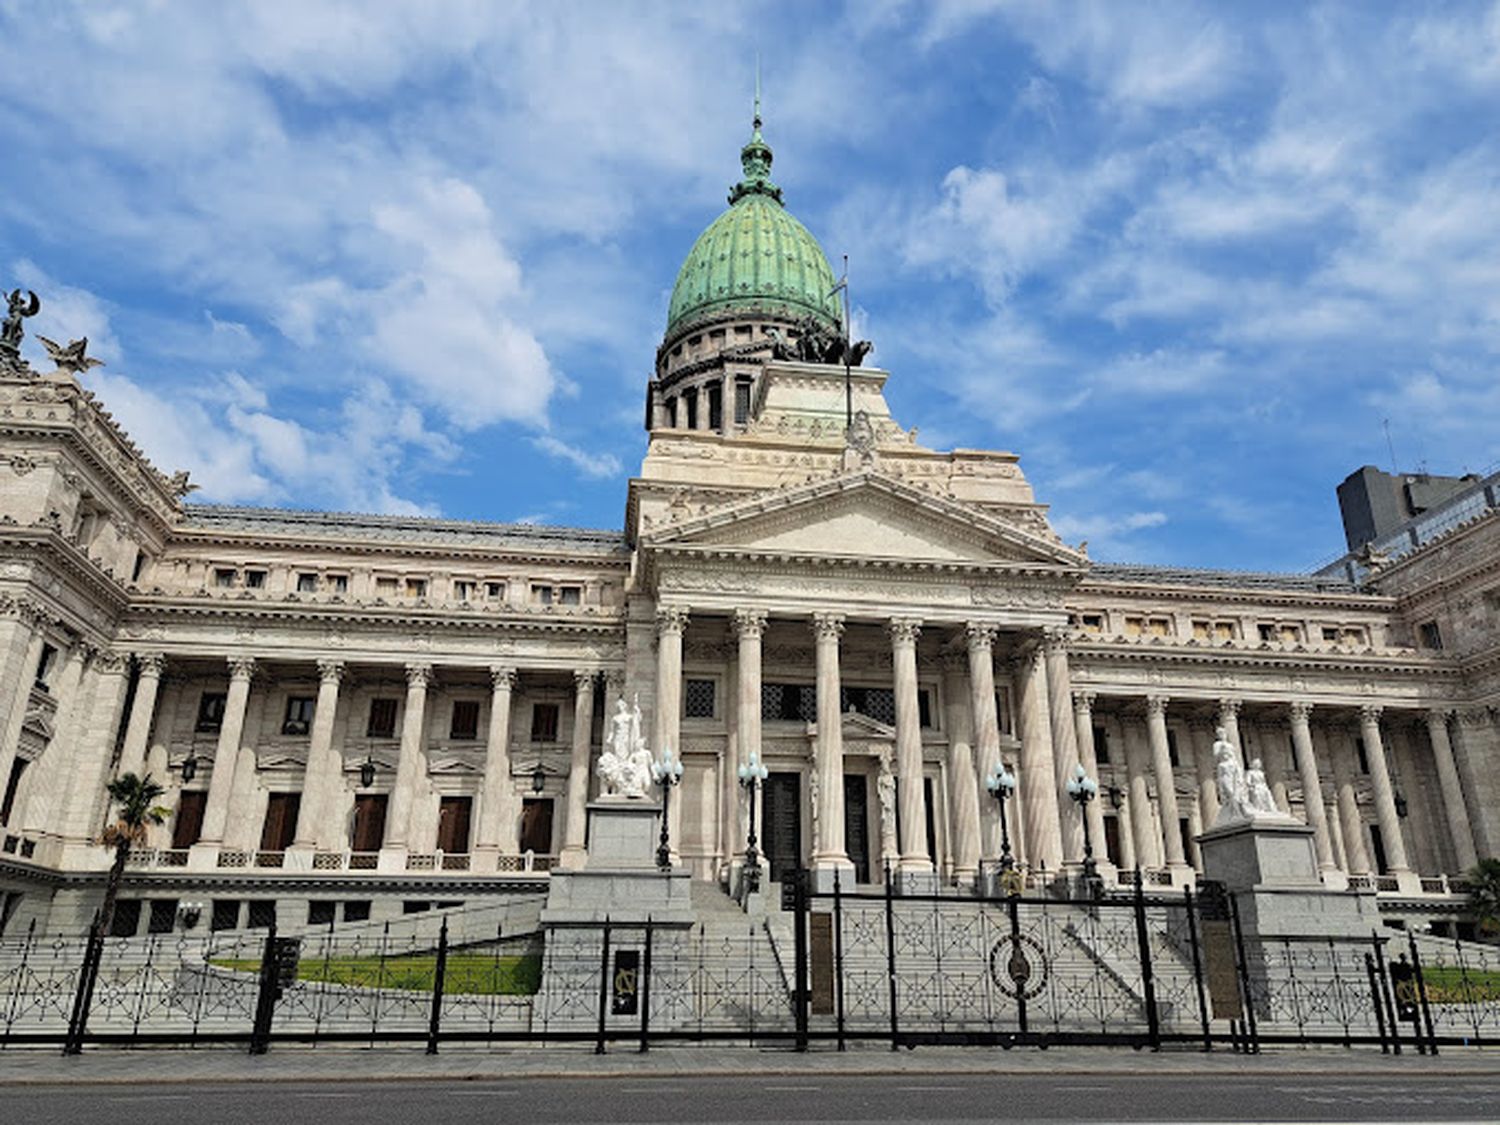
left=404, top=662, right=433, bottom=689
left=1423, top=706, right=1453, bottom=727
left=317, top=658, right=346, bottom=686
left=1289, top=700, right=1315, bottom=723
left=811, top=612, right=845, bottom=641
left=1217, top=697, right=1241, bottom=721
left=1041, top=626, right=1069, bottom=655
left=732, top=608, right=769, bottom=639
left=136, top=652, right=167, bottom=678
left=1072, top=690, right=1096, bottom=716
left=574, top=668, right=598, bottom=691
left=227, top=655, right=256, bottom=682
left=655, top=605, right=690, bottom=636
left=1359, top=703, right=1384, bottom=725
left=1457, top=706, right=1490, bottom=729
left=1145, top=694, right=1169, bottom=717
left=964, top=622, right=997, bottom=651
left=489, top=665, right=517, bottom=692
left=887, top=617, right=922, bottom=647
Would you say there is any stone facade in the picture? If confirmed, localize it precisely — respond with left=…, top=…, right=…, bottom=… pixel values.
left=1, top=121, right=1496, bottom=940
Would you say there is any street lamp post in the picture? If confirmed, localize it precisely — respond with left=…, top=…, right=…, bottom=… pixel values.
left=984, top=762, right=1017, bottom=870
left=737, top=749, right=769, bottom=894
left=653, top=746, right=684, bottom=871
left=1065, top=763, right=1101, bottom=894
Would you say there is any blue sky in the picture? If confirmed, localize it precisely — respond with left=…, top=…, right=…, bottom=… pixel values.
left=2, top=2, right=1497, bottom=571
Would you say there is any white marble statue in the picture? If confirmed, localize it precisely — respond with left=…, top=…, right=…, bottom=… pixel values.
left=1244, top=757, right=1281, bottom=817
left=1212, top=727, right=1252, bottom=826
left=597, top=694, right=654, bottom=798
left=877, top=751, right=898, bottom=863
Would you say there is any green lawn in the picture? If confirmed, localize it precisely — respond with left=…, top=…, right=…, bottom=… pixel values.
left=213, top=951, right=542, bottom=995
left=1414, top=965, right=1500, bottom=1005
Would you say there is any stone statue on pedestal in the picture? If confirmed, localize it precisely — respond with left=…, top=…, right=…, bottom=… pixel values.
left=1244, top=758, right=1281, bottom=817
left=597, top=694, right=653, bottom=798
left=1214, top=727, right=1292, bottom=825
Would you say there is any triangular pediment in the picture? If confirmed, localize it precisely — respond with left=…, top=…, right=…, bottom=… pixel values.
left=644, top=471, right=1084, bottom=569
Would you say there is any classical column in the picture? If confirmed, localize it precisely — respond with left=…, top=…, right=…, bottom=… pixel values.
left=1218, top=698, right=1243, bottom=759
left=1288, top=701, right=1337, bottom=874
left=1145, top=696, right=1186, bottom=868
left=475, top=667, right=518, bottom=857
left=560, top=670, right=597, bottom=867
left=1017, top=644, right=1063, bottom=873
left=889, top=618, right=930, bottom=875
left=734, top=609, right=767, bottom=863
left=1107, top=714, right=1137, bottom=870
left=292, top=660, right=344, bottom=849
left=19, top=644, right=91, bottom=837
left=0, top=619, right=46, bottom=805
left=1426, top=709, right=1478, bottom=873
left=1042, top=630, right=1084, bottom=865
left=114, top=653, right=166, bottom=779
left=966, top=624, right=1002, bottom=862
left=1453, top=709, right=1500, bottom=860
left=1122, top=712, right=1161, bottom=868
left=654, top=606, right=688, bottom=865
left=942, top=653, right=981, bottom=884
left=1190, top=720, right=1220, bottom=829
left=1332, top=730, right=1371, bottom=875
left=58, top=651, right=134, bottom=843
left=197, top=656, right=255, bottom=848
left=1360, top=706, right=1412, bottom=876
left=384, top=663, right=431, bottom=850
left=811, top=612, right=849, bottom=875
left=1072, top=692, right=1109, bottom=871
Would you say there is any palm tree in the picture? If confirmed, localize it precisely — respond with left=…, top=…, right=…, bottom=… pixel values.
left=94, top=772, right=169, bottom=940
left=1468, top=857, right=1500, bottom=939
left=65, top=772, right=169, bottom=1054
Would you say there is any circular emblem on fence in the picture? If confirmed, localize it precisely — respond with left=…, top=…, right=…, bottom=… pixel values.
left=988, top=933, right=1049, bottom=1000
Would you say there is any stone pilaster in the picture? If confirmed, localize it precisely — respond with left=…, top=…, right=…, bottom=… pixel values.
left=889, top=618, right=930, bottom=875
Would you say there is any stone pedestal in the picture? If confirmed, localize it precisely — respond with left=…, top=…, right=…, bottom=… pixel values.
left=1198, top=816, right=1377, bottom=940
left=540, top=798, right=693, bottom=926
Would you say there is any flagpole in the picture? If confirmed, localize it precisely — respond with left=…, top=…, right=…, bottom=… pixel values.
left=842, top=254, right=852, bottom=436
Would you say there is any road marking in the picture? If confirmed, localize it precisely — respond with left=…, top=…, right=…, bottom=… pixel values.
left=764, top=1085, right=822, bottom=1091
left=297, top=1092, right=359, bottom=1098
left=894, top=1085, right=962, bottom=1092
left=619, top=1086, right=688, bottom=1094
left=447, top=1090, right=519, bottom=1097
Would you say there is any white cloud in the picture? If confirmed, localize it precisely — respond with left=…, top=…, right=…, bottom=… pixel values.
left=532, top=435, right=622, bottom=481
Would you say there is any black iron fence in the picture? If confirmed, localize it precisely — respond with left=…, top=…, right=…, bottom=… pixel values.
left=2, top=875, right=1497, bottom=1054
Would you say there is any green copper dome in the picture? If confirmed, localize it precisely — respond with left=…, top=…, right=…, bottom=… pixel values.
left=664, top=113, right=842, bottom=344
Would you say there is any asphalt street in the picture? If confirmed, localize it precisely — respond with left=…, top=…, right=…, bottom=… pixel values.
left=5, top=1072, right=1500, bottom=1124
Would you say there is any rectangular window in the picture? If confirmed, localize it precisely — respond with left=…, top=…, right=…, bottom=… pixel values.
left=210, top=900, right=241, bottom=932
left=453, top=580, right=475, bottom=602
left=1322, top=626, right=1340, bottom=642
left=485, top=581, right=505, bottom=599
left=342, top=900, right=371, bottom=923
left=281, top=696, right=315, bottom=736
left=1093, top=725, right=1110, bottom=765
left=405, top=578, right=427, bottom=599
left=1214, top=622, right=1235, bottom=641
left=244, top=569, right=266, bottom=589
left=707, top=384, right=723, bottom=431
left=147, top=899, right=178, bottom=935
left=195, top=692, right=227, bottom=734
left=351, top=794, right=387, bottom=853
left=259, top=793, right=301, bottom=852
left=1355, top=737, right=1371, bottom=775
left=246, top=900, right=276, bottom=929
left=532, top=585, right=554, bottom=605
left=367, top=697, right=398, bottom=738
left=171, top=791, right=207, bottom=849
left=1418, top=621, right=1443, bottom=650
left=1166, top=728, right=1180, bottom=768
left=329, top=574, right=349, bottom=594
left=450, top=700, right=480, bottom=740
left=1257, top=623, right=1277, bottom=643
left=35, top=643, right=58, bottom=687
left=308, top=900, right=336, bottom=928
left=734, top=379, right=751, bottom=425
left=1124, top=616, right=1144, bottom=636
left=213, top=567, right=236, bottom=588
left=1280, top=624, right=1302, bottom=643
left=1192, top=620, right=1211, bottom=641
left=375, top=576, right=398, bottom=597
left=530, top=702, right=559, bottom=742
left=403, top=901, right=431, bottom=914
left=295, top=572, right=317, bottom=593
left=1080, top=613, right=1104, bottom=633
left=1147, top=617, right=1172, bottom=637
left=437, top=796, right=473, bottom=854
left=684, top=679, right=716, bottom=719
left=520, top=798, right=555, bottom=854
left=558, top=586, right=581, bottom=606
left=918, top=689, right=933, bottom=729
left=761, top=683, right=816, bottom=722
left=109, top=899, right=142, bottom=938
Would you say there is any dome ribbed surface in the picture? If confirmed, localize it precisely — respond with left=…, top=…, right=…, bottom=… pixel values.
left=665, top=191, right=842, bottom=341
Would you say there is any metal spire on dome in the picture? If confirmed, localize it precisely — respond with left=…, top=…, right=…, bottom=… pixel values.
left=730, top=62, right=782, bottom=205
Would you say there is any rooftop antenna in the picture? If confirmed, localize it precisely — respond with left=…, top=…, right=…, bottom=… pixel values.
left=1382, top=418, right=1398, bottom=474
left=754, top=51, right=762, bottom=129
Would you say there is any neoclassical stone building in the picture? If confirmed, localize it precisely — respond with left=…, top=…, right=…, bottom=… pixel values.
left=1, top=114, right=1495, bottom=937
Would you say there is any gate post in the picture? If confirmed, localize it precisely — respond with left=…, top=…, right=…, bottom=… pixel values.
left=1365, top=952, right=1390, bottom=1053
left=1407, top=931, right=1438, bottom=1056
left=1183, top=887, right=1212, bottom=1052
left=1371, top=933, right=1402, bottom=1055
left=639, top=917, right=653, bottom=1054
left=249, top=922, right=280, bottom=1056
left=426, top=918, right=449, bottom=1055
left=63, top=912, right=105, bottom=1056
left=1131, top=872, right=1160, bottom=1052
left=595, top=918, right=612, bottom=1055
left=1227, top=892, right=1259, bottom=1054
left=833, top=869, right=846, bottom=1053
left=884, top=862, right=898, bottom=1052
left=792, top=870, right=809, bottom=1052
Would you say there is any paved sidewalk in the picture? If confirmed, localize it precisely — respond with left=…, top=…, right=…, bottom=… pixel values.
left=1, top=1042, right=1497, bottom=1085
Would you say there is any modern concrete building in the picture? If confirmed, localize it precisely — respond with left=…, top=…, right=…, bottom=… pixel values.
left=1, top=112, right=1495, bottom=941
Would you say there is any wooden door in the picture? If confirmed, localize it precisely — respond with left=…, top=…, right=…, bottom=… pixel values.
left=171, top=791, right=207, bottom=849
left=762, top=772, right=802, bottom=883
left=844, top=774, right=870, bottom=884
left=437, top=796, right=473, bottom=854
left=1103, top=814, right=1122, bottom=866
left=519, top=798, right=554, bottom=855
left=259, top=793, right=300, bottom=851
left=352, top=794, right=388, bottom=852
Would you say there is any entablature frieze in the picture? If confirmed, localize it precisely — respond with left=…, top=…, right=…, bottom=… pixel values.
left=1066, top=641, right=1454, bottom=681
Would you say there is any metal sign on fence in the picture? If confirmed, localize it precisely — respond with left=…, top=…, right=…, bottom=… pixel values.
left=611, top=949, right=640, bottom=1016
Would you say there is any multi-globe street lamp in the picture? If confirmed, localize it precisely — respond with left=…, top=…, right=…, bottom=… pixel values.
left=653, top=745, right=684, bottom=871
left=984, top=762, right=1018, bottom=870
left=737, top=749, right=769, bottom=893
left=1065, top=762, right=1102, bottom=892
